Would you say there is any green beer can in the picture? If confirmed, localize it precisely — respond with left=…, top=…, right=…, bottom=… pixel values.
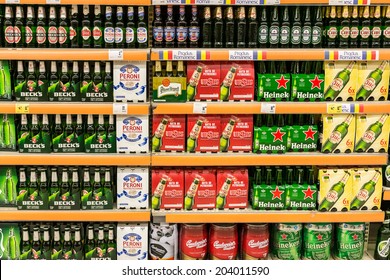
left=272, top=223, right=302, bottom=260
left=335, top=223, right=365, bottom=260
left=303, top=223, right=333, bottom=260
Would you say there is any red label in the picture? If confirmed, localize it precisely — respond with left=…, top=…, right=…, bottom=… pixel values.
left=5, top=26, right=15, bottom=44
left=180, top=225, right=208, bottom=260
left=187, top=62, right=221, bottom=101
left=48, top=26, right=58, bottom=44
left=153, top=115, right=186, bottom=152
left=25, top=26, right=33, bottom=44
left=216, top=169, right=248, bottom=209
left=36, top=26, right=46, bottom=44
left=220, top=115, right=253, bottom=152
left=185, top=169, right=216, bottom=209
left=220, top=62, right=255, bottom=101
left=187, top=115, right=220, bottom=152
left=152, top=169, right=184, bottom=210
left=58, top=27, right=68, bottom=44
left=93, top=29, right=102, bottom=37
left=209, top=225, right=238, bottom=260
left=241, top=225, right=269, bottom=259
left=69, top=28, right=77, bottom=39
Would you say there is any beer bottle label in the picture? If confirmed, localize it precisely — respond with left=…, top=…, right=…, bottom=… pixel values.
left=371, top=27, right=382, bottom=39
left=153, top=27, right=163, bottom=42
left=327, top=27, right=338, bottom=39
left=137, top=27, right=147, bottom=44
left=350, top=27, right=359, bottom=39
left=25, top=26, right=33, bottom=44
left=383, top=27, right=390, bottom=39
left=126, top=28, right=135, bottom=43
left=269, top=26, right=279, bottom=45
left=330, top=78, right=344, bottom=93
left=93, top=27, right=102, bottom=40
left=361, top=130, right=376, bottom=144
left=5, top=26, right=15, bottom=44
left=176, top=27, right=188, bottom=42
left=301, top=26, right=311, bottom=44
left=36, top=26, right=46, bottom=44
left=312, top=26, right=322, bottom=45
left=82, top=27, right=92, bottom=40
left=360, top=27, right=371, bottom=39
left=362, top=78, right=376, bottom=92
left=114, top=27, right=124, bottom=43
left=329, top=131, right=343, bottom=144
left=69, top=27, right=77, bottom=40
left=340, top=27, right=350, bottom=39
left=258, top=24, right=268, bottom=44
left=356, top=189, right=369, bottom=202
left=164, top=27, right=176, bottom=42
left=291, top=26, right=301, bottom=44
left=48, top=26, right=58, bottom=44
left=104, top=27, right=115, bottom=43
left=189, top=27, right=200, bottom=42
left=279, top=26, right=290, bottom=45
left=58, top=27, right=68, bottom=45
left=14, top=26, right=22, bottom=44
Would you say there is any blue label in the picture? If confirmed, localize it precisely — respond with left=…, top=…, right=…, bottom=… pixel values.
left=153, top=27, right=164, bottom=42
left=189, top=27, right=200, bottom=42
left=176, top=27, right=188, bottom=42
left=164, top=27, right=176, bottom=42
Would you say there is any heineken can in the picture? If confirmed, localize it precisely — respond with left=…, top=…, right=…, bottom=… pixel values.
left=303, top=223, right=333, bottom=260
left=335, top=223, right=365, bottom=260
left=272, top=223, right=302, bottom=260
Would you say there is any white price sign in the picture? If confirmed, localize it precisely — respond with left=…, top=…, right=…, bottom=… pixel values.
left=5, top=0, right=21, bottom=4
left=193, top=102, right=208, bottom=114
left=46, top=0, right=61, bottom=4
left=113, top=103, right=128, bottom=115
left=261, top=103, right=276, bottom=114
left=109, top=49, right=124, bottom=61
left=329, top=0, right=370, bottom=5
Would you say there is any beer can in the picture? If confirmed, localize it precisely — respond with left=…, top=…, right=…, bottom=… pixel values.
left=149, top=223, right=178, bottom=260
left=335, top=223, right=365, bottom=260
left=209, top=224, right=238, bottom=260
left=303, top=223, right=333, bottom=260
left=180, top=224, right=208, bottom=260
left=272, top=223, right=302, bottom=260
left=241, top=223, right=269, bottom=260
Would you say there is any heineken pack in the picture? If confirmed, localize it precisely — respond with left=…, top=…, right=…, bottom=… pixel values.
left=14, top=61, right=49, bottom=101
left=18, top=114, right=51, bottom=153
left=187, top=115, right=220, bottom=153
left=220, top=62, right=255, bottom=101
left=321, top=114, right=356, bottom=154
left=303, top=223, right=333, bottom=260
left=152, top=115, right=186, bottom=152
left=0, top=61, right=12, bottom=100
left=117, top=223, right=148, bottom=260
left=85, top=223, right=116, bottom=260
left=291, top=71, right=324, bottom=101
left=187, top=62, right=220, bottom=101
left=0, top=114, right=17, bottom=151
left=272, top=223, right=302, bottom=260
left=0, top=223, right=21, bottom=260
left=52, top=114, right=84, bottom=153
left=350, top=168, right=382, bottom=211
left=151, top=169, right=184, bottom=210
left=81, top=167, right=114, bottom=210
left=113, top=61, right=147, bottom=102
left=286, top=115, right=318, bottom=152
left=253, top=115, right=287, bottom=154
left=216, top=168, right=248, bottom=210
left=184, top=169, right=216, bottom=210
left=318, top=168, right=352, bottom=212
left=354, top=114, right=390, bottom=153
left=49, top=167, right=81, bottom=210
left=17, top=167, right=48, bottom=210
left=81, top=61, right=113, bottom=102
left=116, top=115, right=148, bottom=153
left=153, top=61, right=187, bottom=102
left=324, top=61, right=358, bottom=101
left=220, top=115, right=253, bottom=152
left=48, top=61, right=80, bottom=102
left=258, top=73, right=291, bottom=101
left=334, top=223, right=365, bottom=260
left=356, top=61, right=389, bottom=101
left=117, top=167, right=149, bottom=210
left=0, top=167, right=17, bottom=207
left=85, top=114, right=116, bottom=153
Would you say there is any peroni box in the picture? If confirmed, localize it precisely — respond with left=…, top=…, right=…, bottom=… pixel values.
left=184, top=169, right=216, bottom=210
left=287, top=124, right=318, bottom=152
left=151, top=169, right=184, bottom=210
left=0, top=223, right=21, bottom=260
left=291, top=73, right=325, bottom=101
left=351, top=168, right=382, bottom=211
left=117, top=223, right=148, bottom=260
left=116, top=115, right=149, bottom=153
left=220, top=115, right=253, bottom=152
left=14, top=61, right=49, bottom=101
left=49, top=167, right=81, bottom=210
left=52, top=114, right=84, bottom=153
left=356, top=61, right=389, bottom=101
left=257, top=73, right=291, bottom=101
left=0, top=60, right=12, bottom=100
left=216, top=169, right=248, bottom=210
left=18, top=114, right=52, bottom=153
left=253, top=126, right=287, bottom=154
left=354, top=114, right=390, bottom=153
left=17, top=167, right=48, bottom=210
left=114, top=61, right=147, bottom=102
left=220, top=62, right=255, bottom=101
left=321, top=114, right=356, bottom=154
left=0, top=166, right=17, bottom=207
left=324, top=61, right=358, bottom=101
left=117, top=167, right=149, bottom=209
left=152, top=114, right=186, bottom=152
left=0, top=114, right=17, bottom=151
left=187, top=115, right=220, bottom=153
left=84, top=115, right=116, bottom=153
left=187, top=61, right=220, bottom=101
left=318, top=168, right=352, bottom=212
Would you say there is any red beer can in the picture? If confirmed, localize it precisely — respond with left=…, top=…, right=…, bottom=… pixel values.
left=180, top=224, right=208, bottom=260
left=209, top=224, right=238, bottom=260
left=241, top=223, right=269, bottom=260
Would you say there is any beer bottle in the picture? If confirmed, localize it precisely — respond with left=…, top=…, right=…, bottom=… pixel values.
left=166, top=61, right=173, bottom=77
left=374, top=210, right=390, bottom=260
left=322, top=114, right=354, bottom=153
left=383, top=6, right=390, bottom=48
left=75, top=114, right=83, bottom=139
left=41, top=226, right=51, bottom=260
left=165, top=5, right=176, bottom=48
left=202, top=6, right=212, bottom=48
left=14, top=61, right=24, bottom=99
left=49, top=61, right=58, bottom=98
left=291, top=6, right=302, bottom=48
left=371, top=6, right=382, bottom=48
left=82, top=167, right=92, bottom=196
left=137, top=6, right=148, bottom=48
left=93, top=62, right=102, bottom=93
left=186, top=66, right=202, bottom=101
left=248, top=7, right=258, bottom=48
left=26, top=61, right=37, bottom=93
left=31, top=227, right=41, bottom=260
left=350, top=6, right=359, bottom=48
left=269, top=6, right=280, bottom=48
left=104, top=6, right=114, bottom=48
left=319, top=171, right=350, bottom=212
left=51, top=226, right=61, bottom=260
left=82, top=5, right=92, bottom=48
left=58, top=6, right=70, bottom=48
left=301, top=7, right=312, bottom=48
left=4, top=6, right=14, bottom=48
left=225, top=7, right=235, bottom=48
left=70, top=5, right=80, bottom=48
left=355, top=114, right=388, bottom=152
left=53, top=114, right=63, bottom=141
left=96, top=226, right=106, bottom=259
left=60, top=61, right=70, bottom=93
left=350, top=171, right=381, bottom=210
left=71, top=61, right=80, bottom=96
left=152, top=118, right=168, bottom=152
left=115, top=6, right=125, bottom=48
left=324, top=61, right=356, bottom=101
left=96, top=114, right=105, bottom=143
left=41, top=115, right=50, bottom=146
left=103, top=168, right=112, bottom=195
left=312, top=6, right=323, bottom=48
left=62, top=227, right=73, bottom=260
left=125, top=7, right=136, bottom=48
left=49, top=168, right=60, bottom=202
left=104, top=62, right=112, bottom=94
left=189, top=6, right=200, bottom=48
left=220, top=66, right=236, bottom=101
left=14, top=6, right=24, bottom=48
left=107, top=225, right=116, bottom=260
left=4, top=168, right=15, bottom=204
left=72, top=227, right=83, bottom=260
left=279, top=6, right=290, bottom=48
left=187, top=119, right=203, bottom=152
left=60, top=169, right=70, bottom=201
left=216, top=178, right=232, bottom=210
left=29, top=168, right=38, bottom=201
left=339, top=6, right=350, bottom=48
left=25, top=6, right=36, bottom=48
left=327, top=6, right=338, bottom=48
left=153, top=6, right=163, bottom=48
left=64, top=114, right=74, bottom=139
left=177, top=61, right=185, bottom=77
left=36, top=6, right=47, bottom=48
left=70, top=168, right=79, bottom=201
left=258, top=7, right=268, bottom=48
left=213, top=7, right=223, bottom=48
left=360, top=6, right=371, bottom=48
left=84, top=225, right=95, bottom=259
left=236, top=7, right=247, bottom=48
left=177, top=5, right=188, bottom=48
left=93, top=5, right=103, bottom=48
left=356, top=61, right=387, bottom=101
left=18, top=114, right=28, bottom=146
left=18, top=168, right=27, bottom=200
left=21, top=226, right=31, bottom=259
left=220, top=118, right=236, bottom=152
left=48, top=6, right=58, bottom=48
left=151, top=178, right=167, bottom=210
left=153, top=61, right=161, bottom=77
left=184, top=178, right=200, bottom=210
left=265, top=169, right=272, bottom=185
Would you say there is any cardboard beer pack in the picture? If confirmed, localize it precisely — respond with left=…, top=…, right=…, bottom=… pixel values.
left=149, top=223, right=179, bottom=260
left=117, top=223, right=149, bottom=260
left=321, top=114, right=356, bottom=154
left=17, top=167, right=49, bottom=210
left=0, top=114, right=17, bottom=151
left=0, top=166, right=17, bottom=207
left=354, top=114, right=390, bottom=153
left=187, top=61, right=220, bottom=101
left=151, top=169, right=184, bottom=210
left=48, top=61, right=80, bottom=102
left=291, top=73, right=325, bottom=101
left=253, top=126, right=287, bottom=154
left=216, top=168, right=248, bottom=210
left=318, top=168, right=353, bottom=212
left=287, top=124, right=318, bottom=152
left=187, top=115, right=220, bottom=153
left=184, top=169, right=216, bottom=210
left=285, top=170, right=317, bottom=211
left=356, top=61, right=390, bottom=101
left=116, top=115, right=149, bottom=153
left=0, top=223, right=21, bottom=260
left=14, top=61, right=49, bottom=101
left=84, top=223, right=115, bottom=260
left=324, top=61, right=358, bottom=101
left=49, top=167, right=81, bottom=210
left=84, top=115, right=116, bottom=153
left=117, top=167, right=149, bottom=209
left=257, top=73, right=291, bottom=101
left=81, top=62, right=113, bottom=102
left=113, top=61, right=147, bottom=102
left=220, top=115, right=253, bottom=152
left=153, top=62, right=187, bottom=102
left=220, top=62, right=255, bottom=101
left=351, top=168, right=382, bottom=211
left=0, top=60, right=12, bottom=100
left=152, top=115, right=186, bottom=152
left=18, top=114, right=52, bottom=153
left=52, top=114, right=84, bottom=153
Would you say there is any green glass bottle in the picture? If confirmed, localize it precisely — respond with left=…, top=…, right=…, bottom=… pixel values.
left=220, top=118, right=236, bottom=152
left=220, top=66, right=237, bottom=101
left=184, top=178, right=200, bottom=210
left=324, top=61, right=355, bottom=101
left=6, top=227, right=20, bottom=260
left=319, top=171, right=350, bottom=212
left=152, top=118, right=168, bottom=152
left=355, top=114, right=388, bottom=152
left=322, top=114, right=354, bottom=153
left=350, top=171, right=381, bottom=210
left=20, top=226, right=31, bottom=260
left=216, top=178, right=232, bottom=210
left=2, top=114, right=11, bottom=148
left=356, top=61, right=388, bottom=101
left=151, top=178, right=167, bottom=210
left=187, top=119, right=203, bottom=152
left=187, top=66, right=203, bottom=101
left=374, top=210, right=390, bottom=260
left=106, top=225, right=117, bottom=260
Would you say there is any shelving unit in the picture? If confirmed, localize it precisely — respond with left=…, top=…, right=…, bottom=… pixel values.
left=151, top=0, right=388, bottom=5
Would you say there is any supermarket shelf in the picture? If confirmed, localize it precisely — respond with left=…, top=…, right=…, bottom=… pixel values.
left=0, top=0, right=151, bottom=5
left=152, top=101, right=390, bottom=115
left=0, top=48, right=149, bottom=61
left=383, top=190, right=390, bottom=201
left=0, top=153, right=151, bottom=166
left=151, top=153, right=388, bottom=166
left=0, top=102, right=149, bottom=115
left=0, top=208, right=151, bottom=222
left=151, top=0, right=385, bottom=4
left=152, top=209, right=384, bottom=223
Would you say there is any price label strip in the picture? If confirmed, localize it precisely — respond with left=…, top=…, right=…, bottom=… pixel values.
left=15, top=103, right=30, bottom=114
left=225, top=0, right=280, bottom=4
left=329, top=0, right=370, bottom=5
left=325, top=50, right=379, bottom=61
left=326, top=103, right=364, bottom=114
left=113, top=103, right=128, bottom=115
left=46, top=0, right=61, bottom=4
left=5, top=0, right=21, bottom=4
left=193, top=102, right=208, bottom=114
left=158, top=50, right=211, bottom=60
left=109, top=49, right=124, bottom=61
left=261, top=103, right=276, bottom=114
left=229, top=50, right=267, bottom=61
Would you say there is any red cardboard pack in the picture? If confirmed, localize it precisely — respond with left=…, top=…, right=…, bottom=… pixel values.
left=187, top=115, right=220, bottom=152
left=187, top=62, right=220, bottom=101
left=216, top=169, right=249, bottom=209
left=220, top=115, right=253, bottom=152
left=184, top=169, right=217, bottom=210
left=152, top=169, right=184, bottom=210
left=152, top=115, right=186, bottom=152
left=220, top=62, right=255, bottom=101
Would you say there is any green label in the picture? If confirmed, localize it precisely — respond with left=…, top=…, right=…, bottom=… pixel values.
left=18, top=131, right=51, bottom=153
left=0, top=114, right=17, bottom=151
left=287, top=125, right=318, bottom=152
left=303, top=223, right=332, bottom=260
left=285, top=183, right=317, bottom=210
left=258, top=74, right=291, bottom=101
left=291, top=74, right=324, bottom=101
left=17, top=189, right=48, bottom=210
left=49, top=189, right=80, bottom=210
left=273, top=223, right=302, bottom=260
left=15, top=80, right=48, bottom=102
left=81, top=187, right=113, bottom=210
left=252, top=184, right=286, bottom=210
left=253, top=126, right=287, bottom=154
left=153, top=76, right=187, bottom=102
left=48, top=81, right=80, bottom=102
left=84, top=129, right=116, bottom=153
left=81, top=80, right=113, bottom=102
left=335, top=223, right=365, bottom=260
left=52, top=131, right=84, bottom=153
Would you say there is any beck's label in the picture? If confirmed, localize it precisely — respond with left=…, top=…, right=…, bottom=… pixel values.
left=114, top=61, right=147, bottom=102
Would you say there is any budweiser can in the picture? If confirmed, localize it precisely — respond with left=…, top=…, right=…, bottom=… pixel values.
left=209, top=224, right=238, bottom=260
left=241, top=223, right=269, bottom=260
left=180, top=224, right=208, bottom=260
left=149, top=223, right=179, bottom=260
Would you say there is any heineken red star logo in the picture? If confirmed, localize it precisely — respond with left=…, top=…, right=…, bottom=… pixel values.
left=309, top=75, right=324, bottom=90
left=304, top=126, right=317, bottom=141
left=271, top=128, right=286, bottom=142
left=276, top=75, right=289, bottom=89
left=271, top=186, right=284, bottom=200
left=316, top=234, right=323, bottom=241
left=302, top=186, right=316, bottom=199
left=352, top=234, right=359, bottom=240
left=281, top=233, right=288, bottom=240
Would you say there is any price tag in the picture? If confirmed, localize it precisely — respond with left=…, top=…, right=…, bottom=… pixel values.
left=15, top=103, right=30, bottom=114
left=5, top=0, right=21, bottom=4
left=329, top=0, right=370, bottom=5
left=325, top=50, right=379, bottom=61
left=109, top=49, right=123, bottom=61
left=113, top=103, right=128, bottom=115
left=193, top=102, right=207, bottom=114
left=264, top=0, right=281, bottom=4
left=326, top=103, right=351, bottom=114
left=46, top=0, right=61, bottom=4
left=261, top=103, right=276, bottom=114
